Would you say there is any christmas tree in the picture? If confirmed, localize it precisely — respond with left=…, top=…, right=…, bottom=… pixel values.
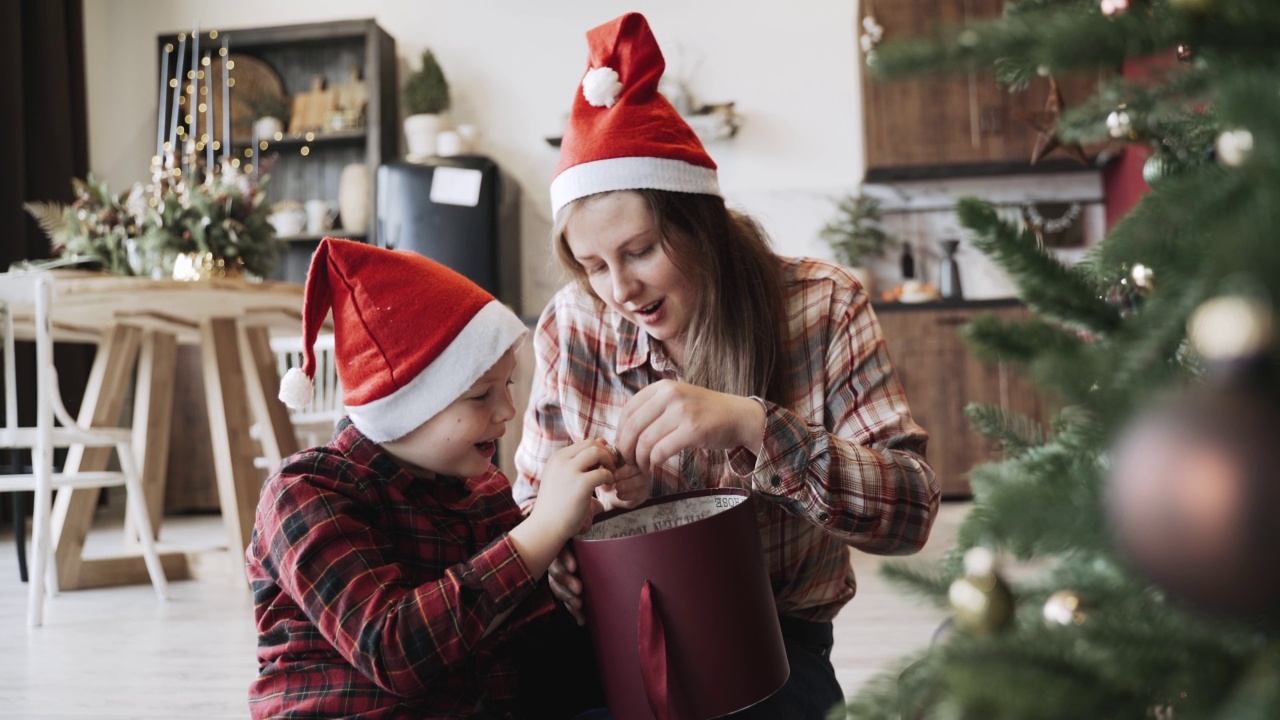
left=840, top=1, right=1280, bottom=718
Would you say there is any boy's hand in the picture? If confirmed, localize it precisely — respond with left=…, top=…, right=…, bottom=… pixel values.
left=530, top=439, right=616, bottom=542
left=511, top=440, right=615, bottom=581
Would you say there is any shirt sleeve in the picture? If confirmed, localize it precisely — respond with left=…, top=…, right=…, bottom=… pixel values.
left=727, top=283, right=940, bottom=555
left=512, top=301, right=572, bottom=511
left=256, top=473, right=551, bottom=697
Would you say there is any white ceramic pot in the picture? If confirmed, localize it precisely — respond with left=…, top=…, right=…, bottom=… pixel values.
left=403, top=113, right=445, bottom=158
left=253, top=116, right=284, bottom=141
left=337, top=163, right=370, bottom=234
left=267, top=208, right=307, bottom=238
left=305, top=199, right=338, bottom=235
left=435, top=130, right=463, bottom=157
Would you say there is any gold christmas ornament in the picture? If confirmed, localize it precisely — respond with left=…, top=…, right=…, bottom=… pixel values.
left=1215, top=129, right=1254, bottom=167
left=1130, top=263, right=1155, bottom=292
left=1188, top=296, right=1273, bottom=361
left=948, top=548, right=1015, bottom=636
left=1107, top=109, right=1134, bottom=139
left=1100, top=0, right=1131, bottom=18
left=1043, top=590, right=1088, bottom=626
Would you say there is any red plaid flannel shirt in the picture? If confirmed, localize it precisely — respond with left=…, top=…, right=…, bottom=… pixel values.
left=247, top=420, right=554, bottom=719
left=514, top=258, right=940, bottom=622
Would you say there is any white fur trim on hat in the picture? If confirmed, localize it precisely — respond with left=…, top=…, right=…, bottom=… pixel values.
left=550, top=156, right=721, bottom=219
left=346, top=301, right=527, bottom=443
left=582, top=66, right=623, bottom=108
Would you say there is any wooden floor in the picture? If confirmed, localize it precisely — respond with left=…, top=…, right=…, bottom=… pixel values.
left=0, top=497, right=965, bottom=718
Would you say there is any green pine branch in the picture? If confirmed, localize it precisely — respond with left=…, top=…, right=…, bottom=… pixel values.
left=964, top=403, right=1046, bottom=457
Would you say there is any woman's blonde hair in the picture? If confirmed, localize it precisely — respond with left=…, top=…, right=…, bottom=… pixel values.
left=553, top=189, right=790, bottom=405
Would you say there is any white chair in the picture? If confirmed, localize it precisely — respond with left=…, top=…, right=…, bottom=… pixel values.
left=0, top=273, right=168, bottom=626
left=252, top=333, right=343, bottom=471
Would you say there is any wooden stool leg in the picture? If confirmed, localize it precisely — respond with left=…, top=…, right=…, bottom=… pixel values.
left=50, top=324, right=142, bottom=591
left=199, top=318, right=262, bottom=586
left=124, top=331, right=177, bottom=546
left=240, top=325, right=300, bottom=469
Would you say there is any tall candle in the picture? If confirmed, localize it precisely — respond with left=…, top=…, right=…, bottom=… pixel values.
left=156, top=42, right=171, bottom=161
left=221, top=35, right=231, bottom=161
left=204, top=52, right=215, bottom=171
left=168, top=33, right=186, bottom=164
left=190, top=22, right=200, bottom=168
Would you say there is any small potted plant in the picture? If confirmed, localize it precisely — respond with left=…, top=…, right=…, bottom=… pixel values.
left=402, top=49, right=451, bottom=158
left=820, top=192, right=894, bottom=295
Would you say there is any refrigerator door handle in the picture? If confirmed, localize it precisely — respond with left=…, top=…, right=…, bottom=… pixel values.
left=380, top=219, right=396, bottom=249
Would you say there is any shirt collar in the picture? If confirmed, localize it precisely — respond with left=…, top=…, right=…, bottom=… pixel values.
left=611, top=308, right=678, bottom=375
left=613, top=310, right=648, bottom=373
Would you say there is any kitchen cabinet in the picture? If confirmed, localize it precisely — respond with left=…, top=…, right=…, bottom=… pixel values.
left=875, top=299, right=1053, bottom=498
left=859, top=0, right=1104, bottom=181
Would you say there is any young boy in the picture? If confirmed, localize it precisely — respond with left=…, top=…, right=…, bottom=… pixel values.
left=247, top=237, right=615, bottom=719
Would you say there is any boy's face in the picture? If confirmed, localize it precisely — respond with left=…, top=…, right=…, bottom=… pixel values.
left=383, top=347, right=518, bottom=479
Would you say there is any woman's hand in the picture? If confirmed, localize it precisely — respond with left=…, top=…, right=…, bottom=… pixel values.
left=614, top=380, right=766, bottom=476
left=547, top=546, right=587, bottom=625
left=596, top=462, right=650, bottom=511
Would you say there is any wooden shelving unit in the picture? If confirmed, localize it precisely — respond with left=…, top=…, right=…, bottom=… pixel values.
left=157, top=18, right=397, bottom=284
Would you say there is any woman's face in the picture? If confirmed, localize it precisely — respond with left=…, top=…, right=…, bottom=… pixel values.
left=563, top=192, right=697, bottom=356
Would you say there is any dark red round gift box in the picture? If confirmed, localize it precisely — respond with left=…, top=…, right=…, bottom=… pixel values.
left=572, top=488, right=789, bottom=719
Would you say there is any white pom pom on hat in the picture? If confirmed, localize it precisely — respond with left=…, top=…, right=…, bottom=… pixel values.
left=278, top=367, right=314, bottom=410
left=582, top=66, right=622, bottom=107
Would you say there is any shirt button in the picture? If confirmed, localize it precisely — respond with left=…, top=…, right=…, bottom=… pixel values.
left=818, top=512, right=830, bottom=522
left=690, top=480, right=702, bottom=488
left=769, top=475, right=781, bottom=487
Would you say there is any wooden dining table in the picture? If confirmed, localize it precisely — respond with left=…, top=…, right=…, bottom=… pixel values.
left=0, top=269, right=307, bottom=590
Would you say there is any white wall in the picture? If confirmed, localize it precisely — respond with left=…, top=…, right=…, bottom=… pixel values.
left=83, top=0, right=1099, bottom=311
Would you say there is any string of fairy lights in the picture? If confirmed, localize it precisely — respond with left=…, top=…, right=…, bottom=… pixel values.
left=153, top=23, right=317, bottom=201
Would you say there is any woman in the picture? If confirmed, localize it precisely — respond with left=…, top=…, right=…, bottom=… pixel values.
left=514, top=12, right=940, bottom=718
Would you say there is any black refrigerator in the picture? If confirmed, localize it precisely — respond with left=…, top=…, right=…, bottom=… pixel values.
left=375, top=157, right=522, bottom=314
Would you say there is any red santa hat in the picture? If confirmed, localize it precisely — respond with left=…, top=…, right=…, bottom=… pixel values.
left=550, top=12, right=720, bottom=219
left=278, top=237, right=526, bottom=443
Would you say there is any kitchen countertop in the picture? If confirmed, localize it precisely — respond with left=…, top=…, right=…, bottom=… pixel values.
left=872, top=297, right=1022, bottom=312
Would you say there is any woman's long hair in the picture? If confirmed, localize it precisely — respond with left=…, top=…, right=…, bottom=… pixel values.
left=553, top=189, right=790, bottom=406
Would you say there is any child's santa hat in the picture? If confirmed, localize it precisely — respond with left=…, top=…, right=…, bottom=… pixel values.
left=278, top=237, right=526, bottom=443
left=550, top=12, right=720, bottom=220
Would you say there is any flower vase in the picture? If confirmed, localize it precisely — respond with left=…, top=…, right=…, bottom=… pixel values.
left=338, top=163, right=370, bottom=234
left=172, top=252, right=243, bottom=281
